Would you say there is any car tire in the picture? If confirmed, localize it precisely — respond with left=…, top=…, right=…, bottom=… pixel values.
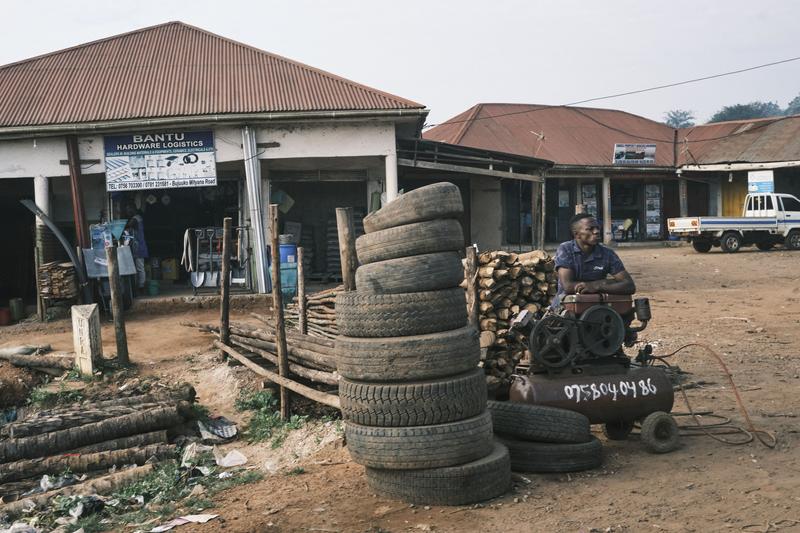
left=364, top=442, right=511, bottom=505
left=720, top=232, right=742, bottom=253
left=335, top=288, right=467, bottom=338
left=496, top=435, right=603, bottom=473
left=355, top=251, right=464, bottom=295
left=363, top=182, right=464, bottom=234
left=340, top=369, right=487, bottom=427
left=356, top=219, right=464, bottom=265
left=785, top=230, right=800, bottom=251
left=487, top=400, right=591, bottom=443
left=335, top=325, right=480, bottom=382
left=640, top=411, right=680, bottom=454
left=345, top=412, right=494, bottom=470
left=692, top=240, right=712, bottom=253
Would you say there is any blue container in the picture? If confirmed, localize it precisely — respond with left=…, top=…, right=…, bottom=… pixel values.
left=279, top=244, right=297, bottom=264
left=280, top=263, right=298, bottom=300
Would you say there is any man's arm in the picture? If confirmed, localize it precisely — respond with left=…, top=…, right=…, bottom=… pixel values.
left=558, top=267, right=636, bottom=295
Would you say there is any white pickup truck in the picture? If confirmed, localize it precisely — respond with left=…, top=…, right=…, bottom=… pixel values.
left=667, top=192, right=800, bottom=253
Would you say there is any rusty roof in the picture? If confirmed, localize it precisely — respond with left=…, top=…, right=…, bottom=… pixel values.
left=677, top=115, right=800, bottom=165
left=0, top=22, right=424, bottom=128
left=424, top=103, right=676, bottom=167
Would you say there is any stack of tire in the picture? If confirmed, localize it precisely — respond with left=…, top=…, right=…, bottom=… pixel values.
left=487, top=400, right=603, bottom=473
left=335, top=182, right=511, bottom=506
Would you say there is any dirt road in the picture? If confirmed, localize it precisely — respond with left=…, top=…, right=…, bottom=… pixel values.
left=3, top=246, right=799, bottom=532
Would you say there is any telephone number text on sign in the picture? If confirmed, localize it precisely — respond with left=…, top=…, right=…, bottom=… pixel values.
left=563, top=378, right=658, bottom=403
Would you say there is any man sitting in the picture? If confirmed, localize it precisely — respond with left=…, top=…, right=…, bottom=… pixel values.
left=551, top=213, right=636, bottom=309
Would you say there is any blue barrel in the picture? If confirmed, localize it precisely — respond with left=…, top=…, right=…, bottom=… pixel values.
left=280, top=263, right=298, bottom=300
left=279, top=244, right=297, bottom=264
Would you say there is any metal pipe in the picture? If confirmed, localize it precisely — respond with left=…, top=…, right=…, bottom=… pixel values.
left=0, top=109, right=429, bottom=140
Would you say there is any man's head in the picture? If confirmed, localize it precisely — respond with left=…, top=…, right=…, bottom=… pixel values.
left=570, top=213, right=601, bottom=247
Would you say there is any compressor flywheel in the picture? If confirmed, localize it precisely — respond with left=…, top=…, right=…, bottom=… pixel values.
left=529, top=315, right=580, bottom=368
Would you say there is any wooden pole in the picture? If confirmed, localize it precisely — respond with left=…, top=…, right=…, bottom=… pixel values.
left=335, top=207, right=358, bottom=291
left=215, top=341, right=340, bottom=409
left=464, top=245, right=479, bottom=330
left=219, top=217, right=232, bottom=348
left=269, top=204, right=291, bottom=420
left=66, top=136, right=89, bottom=250
left=297, top=246, right=307, bottom=334
left=105, top=245, right=129, bottom=365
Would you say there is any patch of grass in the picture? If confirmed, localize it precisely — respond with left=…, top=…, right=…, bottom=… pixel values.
left=235, top=388, right=308, bottom=447
left=67, top=514, right=104, bottom=533
left=235, top=388, right=277, bottom=412
left=286, top=467, right=305, bottom=476
left=113, top=461, right=186, bottom=503
left=26, top=382, right=84, bottom=408
left=184, top=496, right=215, bottom=512
left=190, top=403, right=211, bottom=421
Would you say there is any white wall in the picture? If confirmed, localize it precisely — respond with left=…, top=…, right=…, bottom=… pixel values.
left=256, top=122, right=396, bottom=159
left=0, top=137, right=67, bottom=178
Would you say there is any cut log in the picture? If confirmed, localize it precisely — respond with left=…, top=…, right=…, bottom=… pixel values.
left=0, top=353, right=74, bottom=370
left=229, top=339, right=339, bottom=386
left=1, top=404, right=164, bottom=439
left=67, top=430, right=168, bottom=454
left=0, top=444, right=175, bottom=484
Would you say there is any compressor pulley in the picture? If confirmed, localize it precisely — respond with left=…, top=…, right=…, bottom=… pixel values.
left=578, top=304, right=626, bottom=357
left=529, top=315, right=580, bottom=369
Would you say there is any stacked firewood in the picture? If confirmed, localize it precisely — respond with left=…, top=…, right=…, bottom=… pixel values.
left=0, top=385, right=196, bottom=511
left=285, top=286, right=341, bottom=340
left=184, top=320, right=338, bottom=386
left=38, top=261, right=78, bottom=300
left=474, top=250, right=556, bottom=384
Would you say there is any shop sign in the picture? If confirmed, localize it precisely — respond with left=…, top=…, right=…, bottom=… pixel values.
left=612, top=143, right=656, bottom=166
left=747, top=170, right=774, bottom=193
left=104, top=131, right=216, bottom=191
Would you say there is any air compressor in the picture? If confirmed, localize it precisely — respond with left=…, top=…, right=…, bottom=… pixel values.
left=509, top=293, right=680, bottom=452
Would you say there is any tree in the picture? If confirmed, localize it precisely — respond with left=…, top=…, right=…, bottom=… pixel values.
left=707, top=101, right=782, bottom=123
left=784, top=95, right=800, bottom=116
left=663, top=109, right=695, bottom=128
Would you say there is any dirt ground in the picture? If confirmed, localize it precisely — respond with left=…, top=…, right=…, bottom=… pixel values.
left=2, top=246, right=800, bottom=532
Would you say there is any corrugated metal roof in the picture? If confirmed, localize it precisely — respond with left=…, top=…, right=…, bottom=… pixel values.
left=0, top=22, right=424, bottom=128
left=424, top=103, right=676, bottom=167
left=677, top=115, right=800, bottom=165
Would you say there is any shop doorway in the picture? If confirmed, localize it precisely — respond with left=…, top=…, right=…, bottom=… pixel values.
left=0, top=179, right=35, bottom=304
left=545, top=182, right=575, bottom=242
left=610, top=181, right=642, bottom=241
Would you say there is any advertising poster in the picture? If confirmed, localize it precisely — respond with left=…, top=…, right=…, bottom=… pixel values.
left=645, top=184, right=661, bottom=239
left=581, top=184, right=598, bottom=217
left=104, top=131, right=217, bottom=191
left=647, top=223, right=661, bottom=238
left=613, top=143, right=657, bottom=165
left=747, top=170, right=774, bottom=193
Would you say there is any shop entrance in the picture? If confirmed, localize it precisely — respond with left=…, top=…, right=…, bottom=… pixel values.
left=610, top=181, right=643, bottom=241
left=0, top=178, right=36, bottom=304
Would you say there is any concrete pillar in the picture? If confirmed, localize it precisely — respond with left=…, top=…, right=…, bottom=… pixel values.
left=679, top=178, right=688, bottom=217
left=711, top=179, right=723, bottom=216
left=385, top=152, right=398, bottom=203
left=602, top=176, right=612, bottom=244
left=34, top=175, right=49, bottom=222
left=71, top=303, right=102, bottom=376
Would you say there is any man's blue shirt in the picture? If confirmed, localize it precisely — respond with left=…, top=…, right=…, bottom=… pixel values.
left=551, top=240, right=626, bottom=308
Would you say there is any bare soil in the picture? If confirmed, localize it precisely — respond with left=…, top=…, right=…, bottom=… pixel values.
left=3, top=246, right=800, bottom=532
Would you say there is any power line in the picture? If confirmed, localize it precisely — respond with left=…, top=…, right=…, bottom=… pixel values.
left=423, top=55, right=800, bottom=130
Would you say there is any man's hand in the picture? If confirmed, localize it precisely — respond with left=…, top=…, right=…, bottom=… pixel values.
left=574, top=281, right=600, bottom=294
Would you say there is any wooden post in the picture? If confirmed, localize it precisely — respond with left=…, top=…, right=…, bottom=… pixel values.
left=297, top=246, right=307, bottom=335
left=71, top=303, right=102, bottom=376
left=531, top=180, right=543, bottom=250
left=335, top=207, right=358, bottom=291
left=66, top=136, right=89, bottom=250
left=464, top=245, right=479, bottom=330
left=106, top=245, right=129, bottom=365
left=269, top=204, right=291, bottom=420
left=602, top=176, right=613, bottom=245
left=219, top=217, right=232, bottom=347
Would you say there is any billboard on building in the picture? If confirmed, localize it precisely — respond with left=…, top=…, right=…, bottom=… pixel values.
left=104, top=131, right=216, bottom=191
left=747, top=170, right=774, bottom=193
left=612, top=143, right=656, bottom=165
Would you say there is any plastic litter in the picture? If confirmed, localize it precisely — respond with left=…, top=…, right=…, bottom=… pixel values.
left=213, top=449, right=247, bottom=467
left=150, top=514, right=218, bottom=532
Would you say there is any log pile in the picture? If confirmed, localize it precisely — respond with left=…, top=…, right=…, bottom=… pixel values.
left=0, top=385, right=196, bottom=509
left=38, top=261, right=78, bottom=300
left=473, top=250, right=556, bottom=384
left=285, top=286, right=341, bottom=340
left=184, top=320, right=338, bottom=386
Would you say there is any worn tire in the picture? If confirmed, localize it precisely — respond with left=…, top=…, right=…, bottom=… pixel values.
left=356, top=219, right=464, bottom=265
left=487, top=401, right=591, bottom=443
left=336, top=288, right=467, bottom=338
left=640, top=411, right=680, bottom=454
left=335, top=325, right=480, bottom=382
left=720, top=231, right=742, bottom=253
left=692, top=240, right=712, bottom=253
left=785, top=230, right=800, bottom=251
left=356, top=252, right=463, bottom=295
left=365, top=442, right=511, bottom=505
left=497, top=435, right=603, bottom=473
left=345, top=412, right=494, bottom=470
left=340, top=369, right=487, bottom=427
left=363, top=182, right=464, bottom=234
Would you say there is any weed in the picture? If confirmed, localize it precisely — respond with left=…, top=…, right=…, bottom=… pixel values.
left=286, top=467, right=305, bottom=476
left=235, top=388, right=276, bottom=412
left=235, top=388, right=307, bottom=447
left=27, top=382, right=84, bottom=408
left=184, top=496, right=214, bottom=511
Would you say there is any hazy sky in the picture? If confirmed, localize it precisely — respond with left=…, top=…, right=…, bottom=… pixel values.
left=4, top=0, right=799, bottom=127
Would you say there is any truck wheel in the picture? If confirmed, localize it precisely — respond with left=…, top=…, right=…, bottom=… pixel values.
left=756, top=242, right=774, bottom=251
left=720, top=232, right=742, bottom=253
left=640, top=412, right=680, bottom=454
left=786, top=230, right=800, bottom=251
left=692, top=240, right=712, bottom=253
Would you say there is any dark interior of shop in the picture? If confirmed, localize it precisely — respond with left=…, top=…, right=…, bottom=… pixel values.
left=0, top=179, right=35, bottom=304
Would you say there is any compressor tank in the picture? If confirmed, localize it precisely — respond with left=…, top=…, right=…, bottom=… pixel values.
left=509, top=367, right=674, bottom=424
